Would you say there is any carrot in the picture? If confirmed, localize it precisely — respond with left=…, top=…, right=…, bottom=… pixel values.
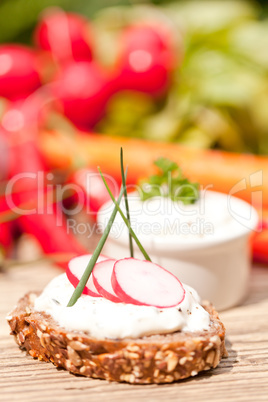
left=40, top=130, right=268, bottom=208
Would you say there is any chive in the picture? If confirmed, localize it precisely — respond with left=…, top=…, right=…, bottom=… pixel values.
left=120, top=147, right=134, bottom=258
left=67, top=172, right=127, bottom=307
left=98, top=167, right=151, bottom=262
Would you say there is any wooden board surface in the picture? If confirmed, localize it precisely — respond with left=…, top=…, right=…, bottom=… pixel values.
left=1, top=255, right=268, bottom=402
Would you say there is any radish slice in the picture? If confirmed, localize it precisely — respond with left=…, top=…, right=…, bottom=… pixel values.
left=67, top=254, right=109, bottom=297
left=92, top=259, right=122, bottom=303
left=112, top=258, right=185, bottom=308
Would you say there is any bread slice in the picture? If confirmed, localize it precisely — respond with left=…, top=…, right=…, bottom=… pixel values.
left=7, top=292, right=228, bottom=384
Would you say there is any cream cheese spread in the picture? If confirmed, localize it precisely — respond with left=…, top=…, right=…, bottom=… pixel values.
left=34, top=273, right=211, bottom=339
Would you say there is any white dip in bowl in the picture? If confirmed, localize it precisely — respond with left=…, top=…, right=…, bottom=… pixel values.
left=97, top=190, right=258, bottom=310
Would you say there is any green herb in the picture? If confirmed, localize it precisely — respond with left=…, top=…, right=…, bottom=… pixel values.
left=120, top=147, right=134, bottom=258
left=98, top=167, right=151, bottom=262
left=67, top=172, right=127, bottom=307
left=139, top=157, right=199, bottom=205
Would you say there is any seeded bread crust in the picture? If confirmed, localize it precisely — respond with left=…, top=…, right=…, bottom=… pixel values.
left=7, top=292, right=227, bottom=384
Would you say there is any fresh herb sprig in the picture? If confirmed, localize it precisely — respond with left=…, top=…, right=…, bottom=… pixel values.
left=139, top=157, right=199, bottom=205
left=120, top=148, right=134, bottom=258
left=67, top=170, right=127, bottom=307
left=67, top=150, right=152, bottom=307
left=98, top=167, right=151, bottom=262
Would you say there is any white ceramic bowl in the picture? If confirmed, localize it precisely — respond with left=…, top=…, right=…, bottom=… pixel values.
left=97, top=191, right=258, bottom=310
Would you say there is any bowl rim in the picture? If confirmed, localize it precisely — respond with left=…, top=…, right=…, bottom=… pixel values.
left=97, top=190, right=259, bottom=251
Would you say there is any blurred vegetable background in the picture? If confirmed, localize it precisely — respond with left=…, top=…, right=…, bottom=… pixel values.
left=96, top=1, right=268, bottom=153
left=0, top=0, right=268, bottom=268
left=0, top=0, right=268, bottom=153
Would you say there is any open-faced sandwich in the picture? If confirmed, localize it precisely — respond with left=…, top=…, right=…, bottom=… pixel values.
left=7, top=254, right=227, bottom=384
left=7, top=151, right=227, bottom=384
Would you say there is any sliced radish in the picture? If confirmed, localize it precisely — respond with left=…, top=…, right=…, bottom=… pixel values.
left=67, top=253, right=108, bottom=297
left=111, top=258, right=185, bottom=308
left=92, top=259, right=122, bottom=303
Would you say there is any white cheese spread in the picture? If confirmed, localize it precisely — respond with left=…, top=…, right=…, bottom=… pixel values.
left=34, top=273, right=211, bottom=339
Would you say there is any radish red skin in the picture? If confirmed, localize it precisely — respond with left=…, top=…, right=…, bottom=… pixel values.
left=67, top=168, right=119, bottom=220
left=92, top=259, right=122, bottom=303
left=112, top=258, right=185, bottom=308
left=0, top=196, right=14, bottom=256
left=0, top=127, right=10, bottom=182
left=115, top=24, right=175, bottom=96
left=34, top=11, right=93, bottom=64
left=9, top=138, right=88, bottom=269
left=67, top=254, right=108, bottom=297
left=52, top=61, right=112, bottom=129
left=66, top=264, right=100, bottom=298
left=0, top=45, right=41, bottom=100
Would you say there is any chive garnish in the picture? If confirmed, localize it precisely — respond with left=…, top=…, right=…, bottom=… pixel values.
left=67, top=171, right=127, bottom=307
left=120, top=147, right=134, bottom=258
left=98, top=167, right=151, bottom=262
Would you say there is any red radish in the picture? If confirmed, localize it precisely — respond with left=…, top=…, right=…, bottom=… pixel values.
left=252, top=229, right=268, bottom=264
left=68, top=168, right=119, bottom=219
left=115, top=24, right=175, bottom=96
left=9, top=136, right=88, bottom=269
left=256, top=207, right=268, bottom=231
left=0, top=127, right=10, bottom=181
left=2, top=88, right=52, bottom=136
left=112, top=258, right=185, bottom=308
left=8, top=139, right=47, bottom=192
left=35, top=10, right=93, bottom=64
left=0, top=221, right=13, bottom=256
left=92, top=259, right=122, bottom=303
left=67, top=254, right=108, bottom=296
left=53, top=61, right=112, bottom=129
left=0, top=45, right=41, bottom=100
left=0, top=196, right=14, bottom=257
left=18, top=210, right=86, bottom=260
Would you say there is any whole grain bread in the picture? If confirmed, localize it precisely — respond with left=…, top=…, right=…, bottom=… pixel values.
left=7, top=292, right=227, bottom=384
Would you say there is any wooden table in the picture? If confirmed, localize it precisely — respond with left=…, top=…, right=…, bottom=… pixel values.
left=1, top=253, right=268, bottom=402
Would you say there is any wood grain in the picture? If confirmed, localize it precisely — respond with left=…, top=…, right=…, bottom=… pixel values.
left=1, top=250, right=268, bottom=402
